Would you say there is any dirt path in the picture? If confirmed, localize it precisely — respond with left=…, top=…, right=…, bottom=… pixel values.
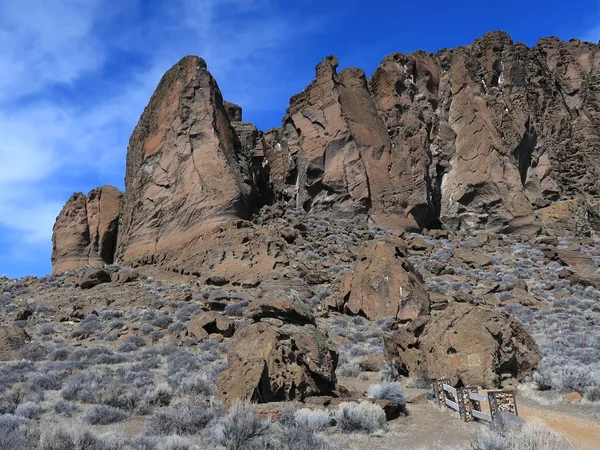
left=519, top=404, right=600, bottom=450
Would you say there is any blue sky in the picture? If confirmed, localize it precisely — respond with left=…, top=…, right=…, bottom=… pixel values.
left=1, top=0, right=599, bottom=278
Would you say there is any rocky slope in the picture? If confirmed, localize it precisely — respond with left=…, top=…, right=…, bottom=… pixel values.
left=41, top=29, right=600, bottom=412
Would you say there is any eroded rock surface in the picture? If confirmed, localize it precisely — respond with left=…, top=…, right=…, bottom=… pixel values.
left=333, top=241, right=430, bottom=321
left=52, top=186, right=122, bottom=274
left=384, top=302, right=541, bottom=388
left=0, top=326, right=30, bottom=361
left=116, top=56, right=260, bottom=272
left=218, top=321, right=338, bottom=405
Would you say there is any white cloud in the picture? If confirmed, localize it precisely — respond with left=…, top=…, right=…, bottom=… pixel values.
left=581, top=25, right=600, bottom=43
left=0, top=0, right=104, bottom=103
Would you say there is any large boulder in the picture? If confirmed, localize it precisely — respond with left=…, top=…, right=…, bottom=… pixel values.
left=334, top=241, right=430, bottom=321
left=51, top=186, right=122, bottom=274
left=218, top=322, right=338, bottom=405
left=384, top=302, right=541, bottom=388
left=0, top=326, right=30, bottom=361
left=537, top=199, right=600, bottom=237
left=115, top=56, right=260, bottom=273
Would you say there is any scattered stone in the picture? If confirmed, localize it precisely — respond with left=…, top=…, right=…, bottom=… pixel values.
left=562, top=392, right=583, bottom=403
left=454, top=248, right=493, bottom=268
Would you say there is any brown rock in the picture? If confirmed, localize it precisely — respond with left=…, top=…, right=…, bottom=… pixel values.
left=454, top=248, right=493, bottom=268
left=223, top=101, right=243, bottom=122
left=12, top=309, right=33, bottom=322
left=562, top=392, right=583, bottom=403
left=263, top=56, right=422, bottom=228
left=112, top=267, right=139, bottom=284
left=0, top=326, right=30, bottom=361
left=538, top=199, right=600, bottom=237
left=218, top=322, right=338, bottom=405
left=407, top=392, right=429, bottom=404
left=187, top=313, right=234, bottom=339
left=558, top=268, right=600, bottom=287
left=79, top=268, right=112, bottom=290
left=359, top=354, right=385, bottom=372
left=384, top=303, right=541, bottom=388
left=246, top=295, right=315, bottom=325
left=407, top=236, right=429, bottom=251
left=186, top=318, right=209, bottom=341
left=52, top=186, right=122, bottom=274
left=115, top=56, right=262, bottom=276
left=542, top=247, right=596, bottom=268
left=338, top=241, right=429, bottom=321
left=57, top=299, right=98, bottom=322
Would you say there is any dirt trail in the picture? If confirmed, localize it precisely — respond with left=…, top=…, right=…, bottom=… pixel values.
left=519, top=404, right=600, bottom=450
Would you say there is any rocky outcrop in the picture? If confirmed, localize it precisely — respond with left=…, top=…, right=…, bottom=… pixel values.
left=52, top=33, right=600, bottom=274
left=264, top=33, right=600, bottom=235
left=115, top=56, right=260, bottom=272
left=218, top=321, right=338, bottom=405
left=537, top=199, right=600, bottom=237
left=51, top=186, right=122, bottom=274
left=384, top=302, right=541, bottom=388
left=332, top=241, right=430, bottom=321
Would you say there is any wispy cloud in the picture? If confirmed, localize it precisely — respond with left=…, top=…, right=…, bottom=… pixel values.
left=0, top=0, right=322, bottom=277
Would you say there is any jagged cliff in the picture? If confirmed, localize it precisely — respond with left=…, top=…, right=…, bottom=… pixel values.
left=51, top=32, right=600, bottom=274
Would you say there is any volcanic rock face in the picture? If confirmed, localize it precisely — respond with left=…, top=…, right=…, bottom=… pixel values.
left=51, top=33, right=600, bottom=275
left=384, top=302, right=541, bottom=388
left=115, top=56, right=259, bottom=270
left=51, top=186, right=122, bottom=274
left=264, top=32, right=600, bottom=234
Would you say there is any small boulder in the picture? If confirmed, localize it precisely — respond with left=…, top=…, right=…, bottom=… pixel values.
left=112, top=267, right=139, bottom=283
left=562, top=392, right=582, bottom=403
left=0, top=326, right=31, bottom=361
left=407, top=236, right=428, bottom=251
left=80, top=268, right=112, bottom=289
left=186, top=313, right=235, bottom=341
left=359, top=354, right=385, bottom=372
left=454, top=248, right=492, bottom=268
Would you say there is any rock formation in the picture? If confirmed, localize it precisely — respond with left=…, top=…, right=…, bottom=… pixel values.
left=264, top=32, right=600, bottom=235
left=51, top=32, right=600, bottom=275
left=0, top=326, right=30, bottom=361
left=115, top=56, right=260, bottom=268
left=218, top=321, right=338, bottom=405
left=52, top=186, right=121, bottom=274
left=331, top=241, right=430, bottom=321
left=384, top=302, right=541, bottom=388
